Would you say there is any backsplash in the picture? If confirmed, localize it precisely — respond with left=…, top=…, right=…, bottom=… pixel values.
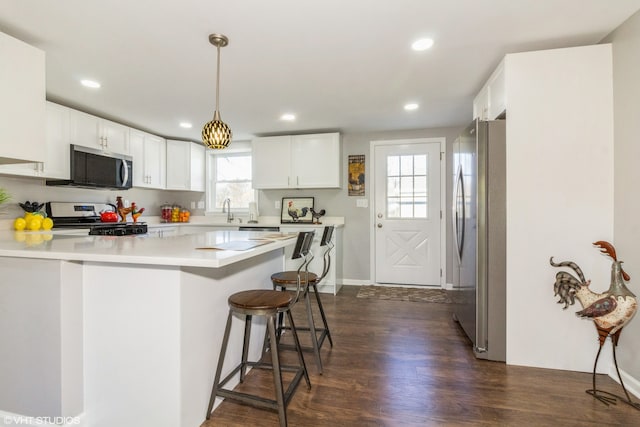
left=0, top=175, right=205, bottom=220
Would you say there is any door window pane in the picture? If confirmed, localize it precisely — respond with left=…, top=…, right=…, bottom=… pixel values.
left=386, top=154, right=429, bottom=219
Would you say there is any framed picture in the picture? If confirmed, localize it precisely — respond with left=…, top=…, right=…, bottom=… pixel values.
left=281, top=197, right=314, bottom=223
left=348, top=154, right=365, bottom=196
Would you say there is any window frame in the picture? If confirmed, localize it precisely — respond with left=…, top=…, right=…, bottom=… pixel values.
left=205, top=142, right=257, bottom=215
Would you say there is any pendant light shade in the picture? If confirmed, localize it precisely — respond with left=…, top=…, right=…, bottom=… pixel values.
left=202, top=33, right=232, bottom=149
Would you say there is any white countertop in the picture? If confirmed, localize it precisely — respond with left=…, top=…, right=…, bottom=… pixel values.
left=0, top=229, right=298, bottom=268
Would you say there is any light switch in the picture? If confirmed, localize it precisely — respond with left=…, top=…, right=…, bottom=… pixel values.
left=356, top=199, right=368, bottom=208
left=275, top=200, right=281, bottom=210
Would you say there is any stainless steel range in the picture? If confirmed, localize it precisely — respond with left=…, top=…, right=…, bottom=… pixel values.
left=45, top=202, right=148, bottom=236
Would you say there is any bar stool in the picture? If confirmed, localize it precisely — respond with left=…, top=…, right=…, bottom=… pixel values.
left=271, top=225, right=334, bottom=374
left=206, top=231, right=314, bottom=427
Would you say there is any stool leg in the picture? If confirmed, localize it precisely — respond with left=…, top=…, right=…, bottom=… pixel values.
left=287, top=310, right=311, bottom=389
left=240, top=314, right=252, bottom=382
left=303, top=285, right=323, bottom=374
left=311, top=282, right=333, bottom=347
left=206, top=310, right=234, bottom=419
left=267, top=313, right=287, bottom=427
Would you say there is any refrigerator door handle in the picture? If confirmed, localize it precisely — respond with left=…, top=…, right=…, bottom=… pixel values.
left=452, top=166, right=465, bottom=264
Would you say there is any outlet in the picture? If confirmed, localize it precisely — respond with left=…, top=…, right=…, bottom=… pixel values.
left=356, top=198, right=368, bottom=208
left=190, top=201, right=196, bottom=209
left=275, top=200, right=281, bottom=210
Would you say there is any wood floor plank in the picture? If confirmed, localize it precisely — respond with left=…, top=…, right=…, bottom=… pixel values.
left=201, top=286, right=639, bottom=426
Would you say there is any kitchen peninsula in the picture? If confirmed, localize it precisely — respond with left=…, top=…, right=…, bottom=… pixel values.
left=0, top=230, right=298, bottom=427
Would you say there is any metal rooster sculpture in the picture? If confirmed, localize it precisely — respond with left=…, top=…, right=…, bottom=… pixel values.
left=550, top=241, right=638, bottom=409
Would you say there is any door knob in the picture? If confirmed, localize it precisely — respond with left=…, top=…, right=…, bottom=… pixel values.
left=377, top=223, right=383, bottom=228
left=377, top=213, right=383, bottom=218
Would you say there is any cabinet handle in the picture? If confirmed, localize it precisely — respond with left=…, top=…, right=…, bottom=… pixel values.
left=297, top=176, right=299, bottom=186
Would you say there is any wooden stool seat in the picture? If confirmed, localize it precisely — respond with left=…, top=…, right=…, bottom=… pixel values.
left=229, top=290, right=292, bottom=312
left=271, top=271, right=318, bottom=286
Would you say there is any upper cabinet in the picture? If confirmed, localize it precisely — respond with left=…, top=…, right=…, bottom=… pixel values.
left=252, top=132, right=341, bottom=189
left=0, top=32, right=46, bottom=164
left=69, top=109, right=130, bottom=154
left=0, top=102, right=70, bottom=179
left=473, top=61, right=506, bottom=120
left=165, top=140, right=205, bottom=192
left=130, top=129, right=166, bottom=189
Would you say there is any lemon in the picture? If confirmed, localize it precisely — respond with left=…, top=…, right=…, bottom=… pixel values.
left=24, top=212, right=35, bottom=221
left=14, top=217, right=27, bottom=231
left=27, top=216, right=42, bottom=231
left=42, top=217, right=54, bottom=230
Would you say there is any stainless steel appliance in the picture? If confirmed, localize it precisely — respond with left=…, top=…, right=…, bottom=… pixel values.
left=451, top=119, right=506, bottom=361
left=46, top=201, right=147, bottom=235
left=46, top=145, right=133, bottom=190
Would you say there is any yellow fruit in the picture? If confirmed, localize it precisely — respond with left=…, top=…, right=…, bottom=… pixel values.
left=24, top=212, right=35, bottom=221
left=14, top=217, right=27, bottom=231
left=27, top=217, right=42, bottom=231
left=42, top=217, right=54, bottom=230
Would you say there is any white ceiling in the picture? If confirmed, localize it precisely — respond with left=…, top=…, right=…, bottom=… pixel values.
left=1, top=1, right=639, bottom=142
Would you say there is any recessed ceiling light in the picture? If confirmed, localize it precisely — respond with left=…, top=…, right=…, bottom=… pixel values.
left=80, top=79, right=101, bottom=88
left=404, top=103, right=419, bottom=111
left=411, top=38, right=434, bottom=51
left=280, top=113, right=296, bottom=121
left=179, top=122, right=193, bottom=129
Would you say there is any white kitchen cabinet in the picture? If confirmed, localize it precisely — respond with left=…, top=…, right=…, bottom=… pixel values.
left=0, top=102, right=70, bottom=179
left=130, top=129, right=166, bottom=189
left=165, top=140, right=206, bottom=191
left=69, top=109, right=130, bottom=154
left=0, top=31, right=45, bottom=164
left=252, top=132, right=341, bottom=189
left=473, top=60, right=506, bottom=120
left=280, top=225, right=342, bottom=295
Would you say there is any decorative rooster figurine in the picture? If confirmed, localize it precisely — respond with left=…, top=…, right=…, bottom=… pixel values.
left=116, top=196, right=132, bottom=222
left=310, top=207, right=326, bottom=224
left=130, top=202, right=145, bottom=223
left=550, top=241, right=638, bottom=409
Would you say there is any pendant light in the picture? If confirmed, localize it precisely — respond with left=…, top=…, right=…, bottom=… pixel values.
left=202, top=33, right=232, bottom=149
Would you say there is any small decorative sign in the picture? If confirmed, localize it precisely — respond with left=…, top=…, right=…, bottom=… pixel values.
left=348, top=154, right=365, bottom=196
left=281, top=197, right=314, bottom=223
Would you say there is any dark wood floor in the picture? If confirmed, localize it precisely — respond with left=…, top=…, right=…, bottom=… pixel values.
left=201, top=286, right=639, bottom=426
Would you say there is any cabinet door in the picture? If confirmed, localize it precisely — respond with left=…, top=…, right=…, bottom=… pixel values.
left=69, top=109, right=102, bottom=149
left=291, top=133, right=340, bottom=188
left=0, top=32, right=45, bottom=164
left=41, top=102, right=70, bottom=179
left=101, top=119, right=129, bottom=154
left=144, top=135, right=166, bottom=189
left=165, top=140, right=191, bottom=190
left=190, top=142, right=206, bottom=192
left=0, top=102, right=69, bottom=178
left=473, top=87, right=489, bottom=120
left=488, top=63, right=506, bottom=119
left=129, top=130, right=146, bottom=187
left=252, top=136, right=292, bottom=189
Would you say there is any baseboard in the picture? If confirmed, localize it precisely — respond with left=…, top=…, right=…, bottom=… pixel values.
left=0, top=410, right=85, bottom=426
left=339, top=279, right=370, bottom=286
left=609, top=366, right=640, bottom=399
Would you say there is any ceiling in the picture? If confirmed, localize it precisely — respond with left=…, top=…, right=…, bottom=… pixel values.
left=1, top=1, right=639, bottom=143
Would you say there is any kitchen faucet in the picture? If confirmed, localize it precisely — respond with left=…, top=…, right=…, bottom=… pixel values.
left=222, top=198, right=233, bottom=223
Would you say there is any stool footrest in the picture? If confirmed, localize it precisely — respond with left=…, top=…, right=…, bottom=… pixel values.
left=215, top=361, right=306, bottom=411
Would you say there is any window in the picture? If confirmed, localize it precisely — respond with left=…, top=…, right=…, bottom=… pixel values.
left=386, top=154, right=428, bottom=219
left=206, top=144, right=255, bottom=212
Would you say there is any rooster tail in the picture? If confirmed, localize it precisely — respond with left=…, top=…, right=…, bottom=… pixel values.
left=550, top=257, right=586, bottom=283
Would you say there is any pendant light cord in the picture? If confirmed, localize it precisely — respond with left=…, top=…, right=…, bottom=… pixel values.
left=215, top=44, right=221, bottom=114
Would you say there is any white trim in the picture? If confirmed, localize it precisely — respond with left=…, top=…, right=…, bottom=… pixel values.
left=340, top=278, right=371, bottom=286
left=369, top=137, right=447, bottom=288
left=608, top=366, right=640, bottom=399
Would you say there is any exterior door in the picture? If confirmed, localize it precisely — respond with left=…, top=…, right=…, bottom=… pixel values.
left=373, top=141, right=441, bottom=285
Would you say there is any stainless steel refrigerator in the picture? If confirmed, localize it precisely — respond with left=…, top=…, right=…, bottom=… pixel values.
left=451, top=119, right=506, bottom=362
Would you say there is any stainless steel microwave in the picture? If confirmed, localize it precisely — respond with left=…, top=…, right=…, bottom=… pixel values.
left=46, top=144, right=133, bottom=190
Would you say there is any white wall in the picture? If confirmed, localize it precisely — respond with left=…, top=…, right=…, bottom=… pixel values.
left=603, top=10, right=640, bottom=385
left=505, top=45, right=615, bottom=372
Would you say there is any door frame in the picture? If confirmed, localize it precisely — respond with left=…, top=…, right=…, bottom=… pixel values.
left=369, top=137, right=447, bottom=287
